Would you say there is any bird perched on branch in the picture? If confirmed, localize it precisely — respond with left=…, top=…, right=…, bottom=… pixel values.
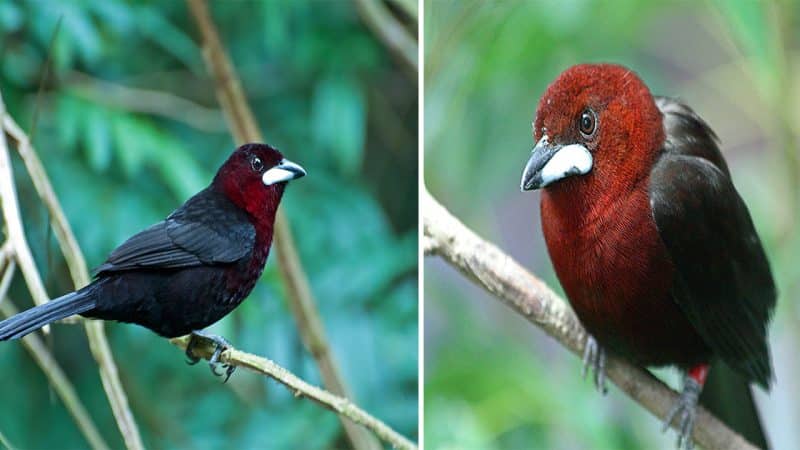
left=520, top=64, right=775, bottom=449
left=0, top=143, right=305, bottom=381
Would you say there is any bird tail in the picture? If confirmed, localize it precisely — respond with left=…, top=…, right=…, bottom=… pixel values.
left=0, top=290, right=95, bottom=341
left=699, top=359, right=769, bottom=449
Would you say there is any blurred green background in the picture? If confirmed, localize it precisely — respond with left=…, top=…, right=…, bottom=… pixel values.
left=0, top=0, right=417, bottom=449
left=425, top=0, right=799, bottom=449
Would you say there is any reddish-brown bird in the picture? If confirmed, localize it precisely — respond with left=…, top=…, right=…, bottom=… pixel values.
left=521, top=64, right=775, bottom=449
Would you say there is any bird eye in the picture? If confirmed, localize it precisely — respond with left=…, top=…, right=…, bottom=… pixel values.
left=579, top=109, right=596, bottom=137
left=250, top=157, right=264, bottom=172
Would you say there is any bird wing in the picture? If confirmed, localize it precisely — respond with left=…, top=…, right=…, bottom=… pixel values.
left=649, top=153, right=775, bottom=388
left=93, top=188, right=255, bottom=275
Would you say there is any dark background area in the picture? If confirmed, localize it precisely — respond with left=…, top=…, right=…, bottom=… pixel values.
left=0, top=1, right=418, bottom=448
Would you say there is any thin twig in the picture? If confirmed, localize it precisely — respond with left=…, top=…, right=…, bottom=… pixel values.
left=0, top=259, right=16, bottom=304
left=0, top=299, right=110, bottom=450
left=0, top=96, right=51, bottom=317
left=67, top=71, right=227, bottom=132
left=171, top=335, right=417, bottom=450
left=0, top=92, right=144, bottom=450
left=3, top=115, right=89, bottom=287
left=0, top=427, right=14, bottom=450
left=184, top=2, right=391, bottom=449
left=422, top=186, right=757, bottom=450
left=388, top=0, right=418, bottom=22
left=355, top=0, right=418, bottom=77
left=29, top=15, right=62, bottom=143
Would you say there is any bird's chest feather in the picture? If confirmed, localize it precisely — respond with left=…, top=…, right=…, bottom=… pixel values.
left=224, top=238, right=271, bottom=304
left=540, top=185, right=693, bottom=363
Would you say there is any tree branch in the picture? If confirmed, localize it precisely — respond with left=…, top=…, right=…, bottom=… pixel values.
left=0, top=299, right=109, bottom=450
left=422, top=186, right=757, bottom=450
left=0, top=90, right=144, bottom=450
left=171, top=335, right=416, bottom=450
left=0, top=245, right=16, bottom=302
left=67, top=71, right=227, bottom=132
left=0, top=426, right=14, bottom=450
left=184, top=1, right=405, bottom=449
left=355, top=0, right=418, bottom=78
left=0, top=101, right=51, bottom=313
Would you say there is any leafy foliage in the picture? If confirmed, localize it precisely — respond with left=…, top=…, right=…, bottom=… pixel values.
left=0, top=1, right=417, bottom=448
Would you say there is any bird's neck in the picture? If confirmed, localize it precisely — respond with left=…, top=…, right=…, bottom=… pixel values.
left=209, top=183, right=282, bottom=249
left=541, top=171, right=646, bottom=231
left=247, top=204, right=279, bottom=254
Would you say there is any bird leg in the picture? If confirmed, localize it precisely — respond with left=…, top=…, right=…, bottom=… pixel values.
left=663, top=364, right=708, bottom=450
left=185, top=330, right=237, bottom=382
left=582, top=334, right=608, bottom=394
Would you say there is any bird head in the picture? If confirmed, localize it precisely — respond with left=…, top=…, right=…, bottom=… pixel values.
left=520, top=64, right=664, bottom=195
left=213, top=143, right=306, bottom=221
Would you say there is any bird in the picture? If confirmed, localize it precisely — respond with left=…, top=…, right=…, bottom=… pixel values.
left=520, top=64, right=775, bottom=449
left=0, top=143, right=305, bottom=380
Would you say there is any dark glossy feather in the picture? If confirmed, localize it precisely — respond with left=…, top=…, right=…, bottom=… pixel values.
left=649, top=98, right=776, bottom=388
left=0, top=291, right=95, bottom=340
left=94, top=188, right=255, bottom=275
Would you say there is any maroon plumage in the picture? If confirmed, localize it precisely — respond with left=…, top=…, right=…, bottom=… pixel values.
left=521, top=64, right=775, bottom=449
left=0, top=144, right=305, bottom=364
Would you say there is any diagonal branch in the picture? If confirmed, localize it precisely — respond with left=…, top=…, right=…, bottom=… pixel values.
left=355, top=0, right=418, bottom=77
left=422, top=186, right=756, bottom=450
left=171, top=335, right=416, bottom=450
left=67, top=71, right=227, bottom=132
left=0, top=101, right=51, bottom=314
left=184, top=1, right=398, bottom=449
left=0, top=299, right=109, bottom=450
left=0, top=91, right=144, bottom=450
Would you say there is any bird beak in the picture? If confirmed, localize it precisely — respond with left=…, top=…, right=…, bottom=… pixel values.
left=262, top=158, right=307, bottom=186
left=520, top=135, right=593, bottom=191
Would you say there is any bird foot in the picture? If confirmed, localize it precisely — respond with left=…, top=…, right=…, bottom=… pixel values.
left=663, top=376, right=701, bottom=450
left=185, top=330, right=237, bottom=383
left=582, top=334, right=607, bottom=394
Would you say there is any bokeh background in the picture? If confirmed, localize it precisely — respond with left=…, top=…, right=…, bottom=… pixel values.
left=425, top=1, right=799, bottom=449
left=0, top=1, right=417, bottom=449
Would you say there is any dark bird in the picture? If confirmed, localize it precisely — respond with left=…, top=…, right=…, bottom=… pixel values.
left=520, top=64, right=775, bottom=449
left=0, top=143, right=305, bottom=380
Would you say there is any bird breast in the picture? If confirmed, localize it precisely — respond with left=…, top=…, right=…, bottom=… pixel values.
left=540, top=183, right=707, bottom=366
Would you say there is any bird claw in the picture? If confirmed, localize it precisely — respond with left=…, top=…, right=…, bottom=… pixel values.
left=186, top=330, right=237, bottom=383
left=662, top=376, right=701, bottom=450
left=582, top=334, right=608, bottom=394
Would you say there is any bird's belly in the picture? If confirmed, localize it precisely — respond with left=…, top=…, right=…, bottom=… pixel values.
left=88, top=266, right=255, bottom=338
left=542, top=191, right=710, bottom=367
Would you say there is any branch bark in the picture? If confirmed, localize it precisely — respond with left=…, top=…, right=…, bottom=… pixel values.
left=422, top=186, right=757, bottom=450
left=184, top=1, right=395, bottom=449
left=0, top=91, right=144, bottom=450
left=171, top=335, right=416, bottom=450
